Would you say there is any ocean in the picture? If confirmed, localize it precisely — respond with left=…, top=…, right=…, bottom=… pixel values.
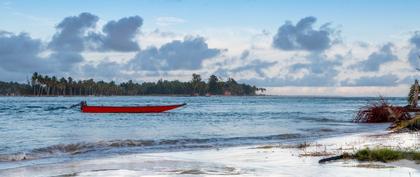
left=0, top=96, right=403, bottom=170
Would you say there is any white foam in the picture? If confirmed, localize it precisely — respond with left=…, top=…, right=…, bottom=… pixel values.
left=0, top=132, right=419, bottom=177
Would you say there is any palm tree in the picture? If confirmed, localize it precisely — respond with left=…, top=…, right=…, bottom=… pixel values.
left=31, top=72, right=39, bottom=95
left=67, top=77, right=73, bottom=95
left=408, top=79, right=419, bottom=107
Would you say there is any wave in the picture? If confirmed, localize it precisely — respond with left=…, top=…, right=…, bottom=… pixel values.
left=44, top=106, right=69, bottom=111
left=25, top=106, right=42, bottom=109
left=294, top=116, right=350, bottom=123
left=0, top=133, right=302, bottom=162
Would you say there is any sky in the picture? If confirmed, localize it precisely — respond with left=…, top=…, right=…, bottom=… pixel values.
left=1, top=0, right=420, bottom=96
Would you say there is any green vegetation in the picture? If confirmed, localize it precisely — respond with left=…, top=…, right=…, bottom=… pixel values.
left=0, top=81, right=31, bottom=96
left=320, top=148, right=420, bottom=163
left=354, top=148, right=420, bottom=163
left=408, top=79, right=420, bottom=106
left=0, top=72, right=265, bottom=96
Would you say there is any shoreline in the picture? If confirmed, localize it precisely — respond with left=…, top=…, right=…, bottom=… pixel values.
left=0, top=94, right=266, bottom=97
left=0, top=131, right=418, bottom=177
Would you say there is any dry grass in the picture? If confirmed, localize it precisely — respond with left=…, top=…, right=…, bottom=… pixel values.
left=353, top=163, right=394, bottom=169
left=255, top=142, right=310, bottom=149
left=299, top=151, right=335, bottom=157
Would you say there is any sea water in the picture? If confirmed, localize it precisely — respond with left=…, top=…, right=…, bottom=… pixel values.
left=0, top=96, right=403, bottom=170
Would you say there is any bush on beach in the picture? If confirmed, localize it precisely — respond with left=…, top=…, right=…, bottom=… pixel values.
left=354, top=148, right=420, bottom=163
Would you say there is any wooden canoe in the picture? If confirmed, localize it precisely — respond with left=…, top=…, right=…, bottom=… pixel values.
left=80, top=102, right=186, bottom=113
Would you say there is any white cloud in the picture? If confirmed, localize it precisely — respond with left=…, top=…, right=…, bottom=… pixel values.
left=155, top=16, right=186, bottom=26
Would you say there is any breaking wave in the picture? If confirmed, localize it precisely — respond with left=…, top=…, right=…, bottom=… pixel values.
left=0, top=133, right=302, bottom=162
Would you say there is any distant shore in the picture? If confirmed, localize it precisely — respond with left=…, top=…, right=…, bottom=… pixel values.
left=1, top=73, right=264, bottom=96
left=0, top=94, right=268, bottom=97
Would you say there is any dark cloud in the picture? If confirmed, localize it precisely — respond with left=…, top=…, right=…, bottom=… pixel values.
left=284, top=54, right=341, bottom=86
left=46, top=13, right=99, bottom=74
left=214, top=56, right=276, bottom=78
left=409, top=32, right=420, bottom=69
left=355, top=43, right=397, bottom=72
left=49, top=12, right=98, bottom=52
left=231, top=60, right=276, bottom=77
left=341, top=74, right=399, bottom=86
left=82, top=60, right=124, bottom=80
left=48, top=52, right=84, bottom=72
left=238, top=54, right=341, bottom=87
left=410, top=31, right=420, bottom=48
left=400, top=74, right=420, bottom=85
left=89, top=16, right=143, bottom=52
left=0, top=31, right=47, bottom=73
left=0, top=68, right=28, bottom=82
left=215, top=49, right=278, bottom=78
left=240, top=50, right=250, bottom=59
left=127, top=36, right=222, bottom=70
left=272, top=16, right=336, bottom=52
left=290, top=53, right=341, bottom=74
left=0, top=31, right=84, bottom=81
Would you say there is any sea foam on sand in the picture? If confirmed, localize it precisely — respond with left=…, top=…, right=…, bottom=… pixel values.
left=0, top=132, right=419, bottom=177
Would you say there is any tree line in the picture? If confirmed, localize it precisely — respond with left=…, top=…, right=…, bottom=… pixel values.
left=0, top=72, right=265, bottom=96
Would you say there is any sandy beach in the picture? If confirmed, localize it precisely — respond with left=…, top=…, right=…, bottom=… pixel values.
left=0, top=131, right=418, bottom=177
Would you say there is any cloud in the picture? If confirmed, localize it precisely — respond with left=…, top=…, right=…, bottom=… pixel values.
left=0, top=31, right=46, bottom=73
left=49, top=13, right=142, bottom=52
left=341, top=74, right=399, bottom=86
left=236, top=53, right=342, bottom=87
left=46, top=13, right=101, bottom=74
left=0, top=31, right=83, bottom=80
left=156, top=16, right=186, bottom=26
left=127, top=36, right=222, bottom=70
left=409, top=31, right=420, bottom=69
left=410, top=31, right=420, bottom=48
left=272, top=16, right=337, bottom=52
left=291, top=54, right=341, bottom=74
left=82, top=60, right=125, bottom=80
left=286, top=54, right=341, bottom=86
left=89, top=16, right=143, bottom=52
left=214, top=55, right=277, bottom=79
left=49, top=12, right=98, bottom=52
left=48, top=52, right=84, bottom=72
left=231, top=60, right=276, bottom=77
left=355, top=43, right=397, bottom=72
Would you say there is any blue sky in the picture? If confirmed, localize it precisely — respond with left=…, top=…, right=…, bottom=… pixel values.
left=2, top=0, right=419, bottom=42
left=1, top=0, right=420, bottom=96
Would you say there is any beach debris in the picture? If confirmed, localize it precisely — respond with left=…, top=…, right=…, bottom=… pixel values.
left=255, top=142, right=310, bottom=149
left=389, top=115, right=420, bottom=132
left=300, top=151, right=334, bottom=157
left=319, top=153, right=351, bottom=163
left=352, top=163, right=394, bottom=169
left=353, top=97, right=411, bottom=123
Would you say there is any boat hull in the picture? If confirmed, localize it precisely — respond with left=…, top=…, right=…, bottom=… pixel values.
left=81, top=103, right=186, bottom=113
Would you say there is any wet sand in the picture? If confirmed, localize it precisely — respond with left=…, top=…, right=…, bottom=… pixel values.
left=0, top=131, right=419, bottom=177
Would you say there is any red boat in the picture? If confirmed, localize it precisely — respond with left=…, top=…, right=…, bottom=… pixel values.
left=80, top=101, right=186, bottom=113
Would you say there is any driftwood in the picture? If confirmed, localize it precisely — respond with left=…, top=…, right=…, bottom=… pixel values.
left=319, top=153, right=352, bottom=163
left=389, top=115, right=420, bottom=132
left=318, top=155, right=344, bottom=163
left=353, top=98, right=412, bottom=123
